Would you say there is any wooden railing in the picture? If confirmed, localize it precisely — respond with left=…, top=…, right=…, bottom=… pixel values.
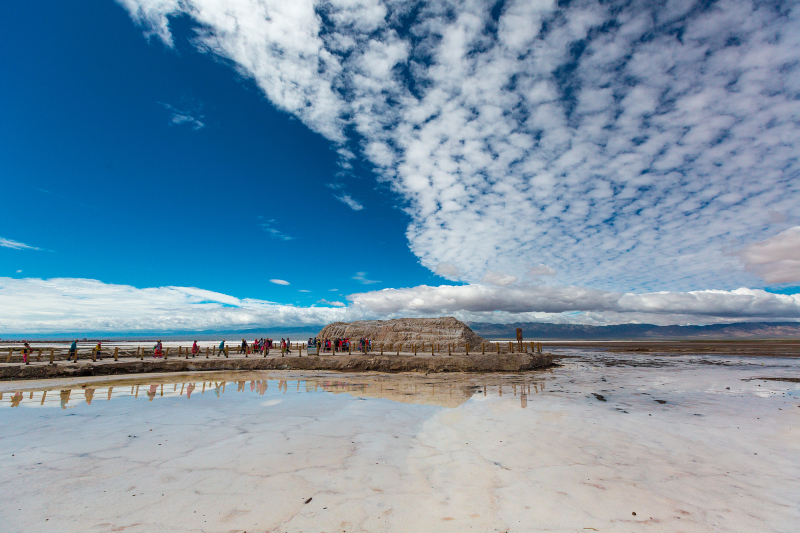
left=2, top=340, right=544, bottom=364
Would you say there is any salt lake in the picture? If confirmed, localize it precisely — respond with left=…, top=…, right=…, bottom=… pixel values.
left=1, top=349, right=798, bottom=532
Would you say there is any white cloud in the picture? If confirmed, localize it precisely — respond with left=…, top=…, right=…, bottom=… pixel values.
left=480, top=271, right=518, bottom=287
left=269, top=279, right=290, bottom=286
left=0, top=277, right=798, bottom=331
left=316, top=299, right=346, bottom=307
left=334, top=193, right=364, bottom=211
left=435, top=262, right=460, bottom=279
left=257, top=218, right=294, bottom=241
left=119, top=0, right=800, bottom=294
left=352, top=271, right=380, bottom=284
left=161, top=102, right=205, bottom=130
left=299, top=289, right=311, bottom=293
left=0, top=277, right=350, bottom=332
left=736, top=226, right=800, bottom=284
left=1, top=238, right=42, bottom=251
left=348, top=283, right=800, bottom=323
left=526, top=264, right=557, bottom=278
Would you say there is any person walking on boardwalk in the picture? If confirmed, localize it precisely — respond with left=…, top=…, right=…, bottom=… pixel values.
left=218, top=340, right=225, bottom=357
left=280, top=338, right=286, bottom=357
left=286, top=337, right=292, bottom=355
left=191, top=341, right=199, bottom=357
left=154, top=340, right=163, bottom=358
left=22, top=342, right=31, bottom=365
left=94, top=341, right=102, bottom=360
left=69, top=340, right=77, bottom=362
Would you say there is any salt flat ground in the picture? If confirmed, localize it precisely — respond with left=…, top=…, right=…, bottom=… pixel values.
left=0, top=349, right=798, bottom=533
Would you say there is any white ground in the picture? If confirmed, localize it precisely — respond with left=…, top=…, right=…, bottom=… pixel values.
left=0, top=349, right=798, bottom=532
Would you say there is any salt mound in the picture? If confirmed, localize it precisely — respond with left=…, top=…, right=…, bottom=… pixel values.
left=316, top=317, right=487, bottom=347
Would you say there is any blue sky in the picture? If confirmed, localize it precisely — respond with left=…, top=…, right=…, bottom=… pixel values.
left=1, top=0, right=437, bottom=303
left=1, top=0, right=799, bottom=332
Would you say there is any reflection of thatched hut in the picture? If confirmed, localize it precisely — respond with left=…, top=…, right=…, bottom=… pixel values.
left=316, top=317, right=487, bottom=348
left=313, top=376, right=475, bottom=409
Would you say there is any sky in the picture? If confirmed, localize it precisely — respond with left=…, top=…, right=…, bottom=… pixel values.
left=1, top=0, right=800, bottom=333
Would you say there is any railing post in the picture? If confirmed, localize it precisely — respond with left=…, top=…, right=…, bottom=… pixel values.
left=380, top=343, right=383, bottom=355
left=49, top=349, right=54, bottom=364
left=165, top=347, right=169, bottom=360
left=466, top=343, right=469, bottom=356
left=225, top=346, right=229, bottom=358
left=7, top=348, right=12, bottom=363
left=114, top=347, right=119, bottom=361
left=37, top=348, right=42, bottom=362
left=496, top=342, right=500, bottom=355
left=482, top=342, right=485, bottom=354
left=206, top=347, right=210, bottom=359
left=448, top=343, right=451, bottom=356
left=92, top=348, right=97, bottom=362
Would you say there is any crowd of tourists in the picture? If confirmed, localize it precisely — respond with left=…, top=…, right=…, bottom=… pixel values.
left=307, top=337, right=374, bottom=353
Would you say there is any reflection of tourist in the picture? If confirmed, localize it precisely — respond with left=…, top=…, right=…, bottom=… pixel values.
left=84, top=388, right=95, bottom=405
left=60, top=389, right=71, bottom=409
left=10, top=391, right=23, bottom=407
left=214, top=382, right=221, bottom=397
left=186, top=383, right=195, bottom=399
left=148, top=384, right=158, bottom=401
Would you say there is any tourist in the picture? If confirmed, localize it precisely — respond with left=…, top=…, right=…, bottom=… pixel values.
left=22, top=342, right=31, bottom=365
left=94, top=341, right=102, bottom=360
left=286, top=337, right=292, bottom=354
left=68, top=340, right=77, bottom=362
left=154, top=340, right=163, bottom=358
left=280, top=338, right=286, bottom=357
left=218, top=340, right=225, bottom=356
left=192, top=340, right=199, bottom=357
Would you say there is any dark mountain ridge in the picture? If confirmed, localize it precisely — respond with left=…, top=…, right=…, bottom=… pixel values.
left=467, top=321, right=800, bottom=340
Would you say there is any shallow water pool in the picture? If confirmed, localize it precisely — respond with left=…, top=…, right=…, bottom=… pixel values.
left=1, top=350, right=798, bottom=532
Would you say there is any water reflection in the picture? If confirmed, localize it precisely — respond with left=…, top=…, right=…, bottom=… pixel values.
left=0, top=372, right=548, bottom=411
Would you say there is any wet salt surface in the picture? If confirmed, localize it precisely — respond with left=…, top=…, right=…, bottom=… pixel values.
left=0, top=350, right=798, bottom=533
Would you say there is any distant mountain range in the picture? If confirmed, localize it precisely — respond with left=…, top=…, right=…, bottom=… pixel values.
left=466, top=321, right=800, bottom=340
left=3, top=321, right=798, bottom=341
